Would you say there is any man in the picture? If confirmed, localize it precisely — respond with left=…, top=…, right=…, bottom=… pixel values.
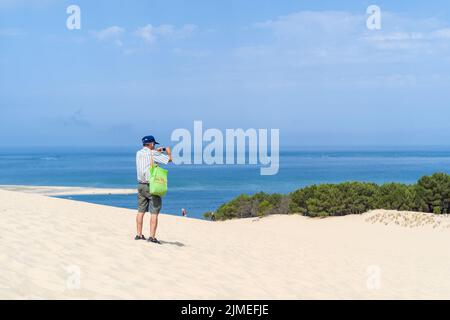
left=135, top=135, right=172, bottom=244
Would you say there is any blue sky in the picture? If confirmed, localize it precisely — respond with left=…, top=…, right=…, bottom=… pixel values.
left=1, top=0, right=450, bottom=147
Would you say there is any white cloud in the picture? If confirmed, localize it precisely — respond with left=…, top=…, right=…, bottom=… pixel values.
left=244, top=10, right=450, bottom=61
left=90, top=23, right=197, bottom=53
left=134, top=25, right=156, bottom=43
left=134, top=23, right=197, bottom=44
left=365, top=27, right=450, bottom=44
left=367, top=32, right=425, bottom=41
left=254, top=11, right=363, bottom=41
left=431, top=28, right=450, bottom=39
left=92, top=26, right=125, bottom=46
left=226, top=10, right=450, bottom=91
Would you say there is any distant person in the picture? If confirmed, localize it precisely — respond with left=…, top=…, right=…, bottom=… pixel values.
left=211, top=212, right=216, bottom=221
left=135, top=135, right=172, bottom=244
left=182, top=208, right=187, bottom=217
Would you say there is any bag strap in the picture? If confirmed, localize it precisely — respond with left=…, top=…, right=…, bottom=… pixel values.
left=150, top=150, right=158, bottom=168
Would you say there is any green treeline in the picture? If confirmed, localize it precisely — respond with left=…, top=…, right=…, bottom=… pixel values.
left=204, top=173, right=450, bottom=220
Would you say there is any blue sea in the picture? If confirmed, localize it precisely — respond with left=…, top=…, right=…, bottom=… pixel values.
left=1, top=147, right=450, bottom=219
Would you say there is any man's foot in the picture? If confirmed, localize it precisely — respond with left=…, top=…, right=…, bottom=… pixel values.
left=135, top=235, right=147, bottom=240
left=148, top=237, right=161, bottom=244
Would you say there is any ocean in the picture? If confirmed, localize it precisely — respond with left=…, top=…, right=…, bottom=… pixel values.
left=1, top=146, right=450, bottom=219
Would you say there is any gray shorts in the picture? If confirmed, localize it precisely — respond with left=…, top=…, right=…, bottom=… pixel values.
left=137, top=183, right=162, bottom=214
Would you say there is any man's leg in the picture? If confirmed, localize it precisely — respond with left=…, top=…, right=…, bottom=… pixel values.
left=150, top=213, right=158, bottom=238
left=136, top=212, right=145, bottom=237
left=149, top=195, right=162, bottom=240
left=136, top=184, right=149, bottom=238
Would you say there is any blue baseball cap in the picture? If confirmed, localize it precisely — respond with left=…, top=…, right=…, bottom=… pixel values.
left=142, top=135, right=159, bottom=145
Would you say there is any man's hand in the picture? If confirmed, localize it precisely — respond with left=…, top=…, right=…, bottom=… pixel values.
left=166, top=147, right=173, bottom=162
left=157, top=147, right=173, bottom=162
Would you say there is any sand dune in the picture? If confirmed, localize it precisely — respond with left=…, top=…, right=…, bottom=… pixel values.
left=0, top=185, right=135, bottom=196
left=1, top=189, right=450, bottom=299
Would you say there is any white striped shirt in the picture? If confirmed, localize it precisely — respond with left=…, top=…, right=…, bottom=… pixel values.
left=136, top=147, right=170, bottom=183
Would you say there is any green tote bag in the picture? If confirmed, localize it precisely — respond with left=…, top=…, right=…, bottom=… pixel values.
left=148, top=152, right=168, bottom=197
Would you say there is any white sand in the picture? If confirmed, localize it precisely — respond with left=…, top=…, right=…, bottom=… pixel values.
left=0, top=185, right=135, bottom=196
left=1, top=189, right=450, bottom=300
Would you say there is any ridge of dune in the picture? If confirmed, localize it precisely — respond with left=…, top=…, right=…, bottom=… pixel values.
left=1, top=189, right=450, bottom=299
left=0, top=185, right=135, bottom=196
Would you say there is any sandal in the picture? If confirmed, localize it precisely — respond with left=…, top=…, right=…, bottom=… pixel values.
left=148, top=237, right=161, bottom=244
